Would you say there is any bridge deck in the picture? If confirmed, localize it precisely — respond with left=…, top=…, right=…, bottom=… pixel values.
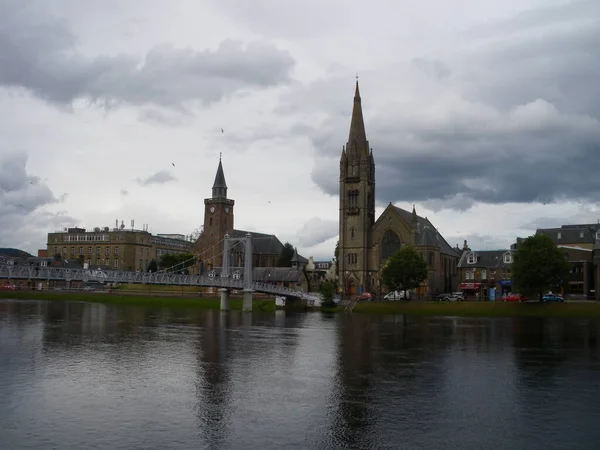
left=0, top=266, right=319, bottom=301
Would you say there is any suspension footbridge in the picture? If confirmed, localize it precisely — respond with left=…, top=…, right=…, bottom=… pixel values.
left=0, top=233, right=320, bottom=311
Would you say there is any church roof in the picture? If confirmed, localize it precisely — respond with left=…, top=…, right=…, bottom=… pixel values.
left=392, top=206, right=460, bottom=256
left=212, top=158, right=227, bottom=190
left=232, top=229, right=284, bottom=256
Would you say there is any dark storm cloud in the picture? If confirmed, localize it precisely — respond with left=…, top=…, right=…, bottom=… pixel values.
left=0, top=1, right=295, bottom=109
left=0, top=152, right=74, bottom=251
left=305, top=1, right=600, bottom=210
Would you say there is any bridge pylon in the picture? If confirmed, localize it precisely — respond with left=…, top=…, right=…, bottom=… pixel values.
left=220, top=232, right=254, bottom=311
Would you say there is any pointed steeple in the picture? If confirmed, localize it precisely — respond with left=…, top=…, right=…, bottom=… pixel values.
left=291, top=247, right=302, bottom=268
left=212, top=153, right=228, bottom=199
left=347, top=80, right=369, bottom=158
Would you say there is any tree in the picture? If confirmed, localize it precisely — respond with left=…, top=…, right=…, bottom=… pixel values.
left=319, top=280, right=337, bottom=309
left=278, top=242, right=295, bottom=267
left=159, top=253, right=196, bottom=273
left=381, top=246, right=428, bottom=299
left=512, top=234, right=570, bottom=301
left=147, top=259, right=158, bottom=273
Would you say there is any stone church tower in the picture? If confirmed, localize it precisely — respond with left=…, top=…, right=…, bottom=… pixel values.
left=196, top=156, right=235, bottom=269
left=339, top=81, right=375, bottom=295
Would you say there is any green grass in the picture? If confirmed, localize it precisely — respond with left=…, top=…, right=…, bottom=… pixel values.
left=349, top=300, right=600, bottom=318
left=0, top=291, right=275, bottom=312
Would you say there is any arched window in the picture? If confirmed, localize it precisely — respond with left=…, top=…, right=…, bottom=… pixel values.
left=381, top=229, right=401, bottom=262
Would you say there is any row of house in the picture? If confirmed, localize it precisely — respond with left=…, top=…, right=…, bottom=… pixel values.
left=457, top=223, right=600, bottom=301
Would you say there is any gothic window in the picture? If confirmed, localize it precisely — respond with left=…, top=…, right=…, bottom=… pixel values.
left=347, top=253, right=358, bottom=265
left=351, top=228, right=355, bottom=239
left=209, top=217, right=213, bottom=226
left=380, top=229, right=401, bottom=262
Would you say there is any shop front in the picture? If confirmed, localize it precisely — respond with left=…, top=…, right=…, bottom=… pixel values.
left=498, top=279, right=513, bottom=296
left=459, top=282, right=481, bottom=300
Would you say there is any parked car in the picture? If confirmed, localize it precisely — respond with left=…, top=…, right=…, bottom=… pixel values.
left=384, top=290, right=410, bottom=301
left=542, top=294, right=564, bottom=302
left=356, top=292, right=373, bottom=302
left=437, top=292, right=463, bottom=302
left=503, top=293, right=526, bottom=302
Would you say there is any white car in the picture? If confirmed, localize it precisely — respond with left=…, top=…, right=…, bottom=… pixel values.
left=384, top=290, right=410, bottom=301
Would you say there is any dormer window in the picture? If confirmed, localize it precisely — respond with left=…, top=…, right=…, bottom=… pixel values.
left=467, top=253, right=477, bottom=264
left=557, top=232, right=562, bottom=239
left=503, top=254, right=513, bottom=264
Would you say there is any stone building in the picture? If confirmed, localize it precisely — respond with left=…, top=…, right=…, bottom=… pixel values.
left=456, top=241, right=515, bottom=300
left=535, top=224, right=598, bottom=298
left=338, top=82, right=460, bottom=297
left=46, top=223, right=193, bottom=272
left=194, top=157, right=290, bottom=271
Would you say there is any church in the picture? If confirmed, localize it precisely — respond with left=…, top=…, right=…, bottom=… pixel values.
left=338, top=82, right=460, bottom=298
left=194, top=156, right=306, bottom=273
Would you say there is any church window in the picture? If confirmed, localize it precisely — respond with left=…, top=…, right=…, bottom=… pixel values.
left=209, top=217, right=213, bottom=227
left=428, top=252, right=434, bottom=266
left=380, top=229, right=401, bottom=262
left=351, top=228, right=355, bottom=239
left=347, top=253, right=358, bottom=265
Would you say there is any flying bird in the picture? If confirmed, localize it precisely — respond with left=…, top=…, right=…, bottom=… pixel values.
left=172, top=163, right=175, bottom=167
left=221, top=128, right=224, bottom=134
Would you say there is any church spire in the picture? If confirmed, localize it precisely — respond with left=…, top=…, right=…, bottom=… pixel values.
left=212, top=153, right=228, bottom=199
left=347, top=80, right=368, bottom=157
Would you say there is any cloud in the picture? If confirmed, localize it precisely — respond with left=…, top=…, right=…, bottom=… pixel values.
left=286, top=1, right=600, bottom=210
left=120, top=189, right=129, bottom=196
left=0, top=1, right=295, bottom=110
left=295, top=217, right=338, bottom=247
left=135, top=171, right=176, bottom=187
left=0, top=151, right=74, bottom=251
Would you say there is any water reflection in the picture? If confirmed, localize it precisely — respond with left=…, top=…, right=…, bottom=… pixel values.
left=2, top=300, right=600, bottom=450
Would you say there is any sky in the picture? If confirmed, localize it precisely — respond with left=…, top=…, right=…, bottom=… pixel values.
left=1, top=0, right=599, bottom=260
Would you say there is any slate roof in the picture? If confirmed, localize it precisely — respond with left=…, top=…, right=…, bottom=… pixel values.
left=536, top=224, right=598, bottom=245
left=457, top=249, right=514, bottom=268
left=232, top=229, right=284, bottom=255
left=392, top=206, right=460, bottom=256
left=0, top=248, right=32, bottom=258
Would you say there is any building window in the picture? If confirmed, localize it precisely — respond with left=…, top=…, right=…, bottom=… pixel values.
left=351, top=228, right=355, bottom=239
left=105, top=247, right=110, bottom=256
left=467, top=253, right=476, bottom=264
left=53, top=246, right=58, bottom=255
left=88, top=246, right=92, bottom=255
left=79, top=247, right=83, bottom=255
left=115, top=247, right=119, bottom=256
left=41, top=260, right=48, bottom=267
left=114, top=259, right=118, bottom=268
left=580, top=231, right=584, bottom=238
left=139, top=259, right=142, bottom=270
left=503, top=254, right=513, bottom=264
left=481, top=269, right=487, bottom=280
left=233, top=271, right=241, bottom=280
left=209, top=217, right=213, bottom=226
left=428, top=252, right=434, bottom=266
left=557, top=232, right=562, bottom=239
left=380, top=229, right=401, bottom=262
left=96, top=247, right=100, bottom=256
left=347, top=253, right=358, bottom=265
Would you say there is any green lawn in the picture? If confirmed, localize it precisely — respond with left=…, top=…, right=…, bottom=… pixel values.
left=0, top=290, right=275, bottom=312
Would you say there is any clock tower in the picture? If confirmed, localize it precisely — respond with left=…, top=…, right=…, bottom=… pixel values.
left=199, top=156, right=235, bottom=269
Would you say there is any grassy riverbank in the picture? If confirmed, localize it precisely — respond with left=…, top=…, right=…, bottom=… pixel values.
left=347, top=300, right=600, bottom=319
left=0, top=291, right=276, bottom=312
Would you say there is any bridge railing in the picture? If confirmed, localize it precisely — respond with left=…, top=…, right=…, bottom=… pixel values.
left=0, top=265, right=320, bottom=300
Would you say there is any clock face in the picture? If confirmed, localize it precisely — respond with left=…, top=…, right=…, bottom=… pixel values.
left=210, top=206, right=215, bottom=213
left=225, top=207, right=229, bottom=214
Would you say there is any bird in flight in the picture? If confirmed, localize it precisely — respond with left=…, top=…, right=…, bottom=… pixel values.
left=172, top=163, right=175, bottom=167
left=221, top=128, right=224, bottom=134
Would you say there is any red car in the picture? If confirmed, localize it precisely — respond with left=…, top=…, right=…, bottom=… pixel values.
left=503, top=293, right=527, bottom=302
left=356, top=292, right=373, bottom=302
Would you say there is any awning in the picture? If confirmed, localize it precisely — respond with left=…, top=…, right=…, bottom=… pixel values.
left=460, top=283, right=481, bottom=290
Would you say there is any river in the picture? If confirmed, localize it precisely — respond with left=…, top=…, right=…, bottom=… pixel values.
left=1, top=299, right=600, bottom=449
